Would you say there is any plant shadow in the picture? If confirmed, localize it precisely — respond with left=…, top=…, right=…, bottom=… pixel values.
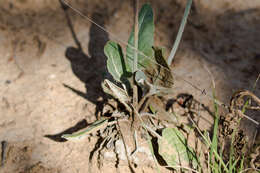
left=44, top=119, right=88, bottom=142
left=45, top=1, right=111, bottom=142
left=60, top=0, right=110, bottom=118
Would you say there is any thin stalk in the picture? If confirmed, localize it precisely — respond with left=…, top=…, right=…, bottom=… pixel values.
left=230, top=158, right=240, bottom=171
left=133, top=0, right=139, bottom=72
left=133, top=0, right=139, bottom=107
left=210, top=90, right=219, bottom=171
left=238, top=156, right=244, bottom=172
left=167, top=0, right=192, bottom=65
left=188, top=115, right=229, bottom=172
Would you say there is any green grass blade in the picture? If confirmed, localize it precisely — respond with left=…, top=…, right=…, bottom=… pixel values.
left=188, top=115, right=229, bottom=172
left=219, top=147, right=224, bottom=172
left=238, top=156, right=244, bottom=172
left=210, top=90, right=219, bottom=170
left=62, top=118, right=108, bottom=140
left=230, top=157, right=240, bottom=171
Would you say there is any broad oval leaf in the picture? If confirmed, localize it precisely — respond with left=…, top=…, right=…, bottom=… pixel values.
left=158, top=128, right=198, bottom=170
left=126, top=3, right=155, bottom=72
left=104, top=41, right=129, bottom=82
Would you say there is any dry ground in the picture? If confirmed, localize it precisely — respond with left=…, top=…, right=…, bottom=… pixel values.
left=0, top=0, right=259, bottom=172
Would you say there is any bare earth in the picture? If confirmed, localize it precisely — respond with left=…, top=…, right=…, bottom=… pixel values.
left=0, top=0, right=260, bottom=172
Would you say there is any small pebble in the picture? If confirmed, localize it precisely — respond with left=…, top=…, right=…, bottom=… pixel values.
left=5, top=80, right=11, bottom=84
left=49, top=74, right=56, bottom=79
left=104, top=151, right=115, bottom=159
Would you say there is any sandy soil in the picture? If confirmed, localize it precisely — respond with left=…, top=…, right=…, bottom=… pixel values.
left=0, top=0, right=259, bottom=172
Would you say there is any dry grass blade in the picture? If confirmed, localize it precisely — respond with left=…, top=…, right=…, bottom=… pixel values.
left=103, top=79, right=132, bottom=112
left=250, top=145, right=260, bottom=169
left=230, top=90, right=260, bottom=125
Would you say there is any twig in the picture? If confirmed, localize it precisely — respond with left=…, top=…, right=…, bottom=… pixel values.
left=130, top=130, right=138, bottom=156
left=230, top=90, right=260, bottom=125
left=239, top=168, right=260, bottom=173
left=142, top=124, right=162, bottom=139
left=116, top=120, right=135, bottom=172
left=1, top=141, right=7, bottom=167
left=203, top=63, right=215, bottom=89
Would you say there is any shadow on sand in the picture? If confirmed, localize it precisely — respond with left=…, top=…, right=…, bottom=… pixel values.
left=45, top=0, right=110, bottom=142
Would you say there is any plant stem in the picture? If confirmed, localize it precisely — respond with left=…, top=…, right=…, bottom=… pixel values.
left=133, top=0, right=139, bottom=107
left=210, top=90, right=219, bottom=171
left=133, top=0, right=139, bottom=72
left=167, top=0, right=192, bottom=65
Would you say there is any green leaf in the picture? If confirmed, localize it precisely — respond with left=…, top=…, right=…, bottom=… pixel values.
left=104, top=41, right=130, bottom=82
left=158, top=128, right=198, bottom=170
left=61, top=118, right=108, bottom=140
left=126, top=3, right=155, bottom=72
